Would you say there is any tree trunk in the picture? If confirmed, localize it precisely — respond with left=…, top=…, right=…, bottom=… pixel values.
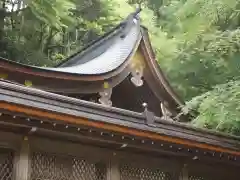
left=43, top=28, right=53, bottom=55
left=0, top=0, right=6, bottom=50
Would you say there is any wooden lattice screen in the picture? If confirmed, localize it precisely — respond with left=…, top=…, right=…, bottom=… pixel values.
left=30, top=151, right=107, bottom=180
left=189, top=176, right=205, bottom=180
left=0, top=149, right=14, bottom=180
left=120, top=162, right=177, bottom=180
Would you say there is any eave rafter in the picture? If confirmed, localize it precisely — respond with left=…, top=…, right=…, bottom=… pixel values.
left=0, top=106, right=239, bottom=167
left=0, top=81, right=239, bottom=166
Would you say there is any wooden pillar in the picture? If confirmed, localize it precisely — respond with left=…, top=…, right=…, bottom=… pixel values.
left=107, top=159, right=120, bottom=180
left=179, top=164, right=188, bottom=180
left=15, top=136, right=30, bottom=180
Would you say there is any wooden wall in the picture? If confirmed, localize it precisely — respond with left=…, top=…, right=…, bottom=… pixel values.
left=0, top=131, right=237, bottom=180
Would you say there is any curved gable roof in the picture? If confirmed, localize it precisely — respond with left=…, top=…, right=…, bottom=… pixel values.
left=0, top=9, right=184, bottom=117
left=45, top=19, right=140, bottom=75
left=0, top=10, right=141, bottom=78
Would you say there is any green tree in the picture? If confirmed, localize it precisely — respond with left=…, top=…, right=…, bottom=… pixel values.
left=127, top=0, right=240, bottom=135
left=0, top=0, right=119, bottom=66
left=154, top=0, right=240, bottom=135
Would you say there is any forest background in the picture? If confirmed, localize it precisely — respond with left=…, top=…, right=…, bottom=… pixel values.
left=0, top=0, right=240, bottom=136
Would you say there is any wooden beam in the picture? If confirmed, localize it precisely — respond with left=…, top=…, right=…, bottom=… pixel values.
left=1, top=102, right=240, bottom=156
left=179, top=164, right=188, bottom=180
left=107, top=159, right=120, bottom=180
left=15, top=137, right=30, bottom=180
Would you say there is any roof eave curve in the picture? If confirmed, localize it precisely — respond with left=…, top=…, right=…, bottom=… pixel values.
left=0, top=14, right=142, bottom=80
left=139, top=27, right=185, bottom=117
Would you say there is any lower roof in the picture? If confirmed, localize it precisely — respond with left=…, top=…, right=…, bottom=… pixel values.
left=0, top=80, right=239, bottom=160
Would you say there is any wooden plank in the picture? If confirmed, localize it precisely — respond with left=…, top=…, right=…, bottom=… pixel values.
left=0, top=80, right=239, bottom=143
left=107, top=159, right=120, bottom=180
left=0, top=81, right=240, bottom=154
left=7, top=135, right=238, bottom=180
left=0, top=131, right=22, bottom=150
left=28, top=136, right=180, bottom=170
left=1, top=102, right=240, bottom=156
left=180, top=165, right=188, bottom=180
left=14, top=137, right=30, bottom=180
left=187, top=161, right=239, bottom=180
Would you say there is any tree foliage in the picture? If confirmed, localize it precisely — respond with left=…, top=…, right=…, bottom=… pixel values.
left=1, top=0, right=240, bottom=135
left=183, top=81, right=240, bottom=135
left=0, top=0, right=117, bottom=66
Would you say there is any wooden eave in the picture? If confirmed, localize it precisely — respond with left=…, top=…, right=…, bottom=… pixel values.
left=139, top=28, right=184, bottom=117
left=0, top=12, right=142, bottom=82
left=0, top=56, right=132, bottom=81
left=0, top=12, right=142, bottom=95
left=0, top=60, right=133, bottom=94
left=0, top=81, right=239, bottom=162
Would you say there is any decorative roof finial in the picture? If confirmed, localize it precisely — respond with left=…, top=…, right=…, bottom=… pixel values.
left=99, top=82, right=112, bottom=107
left=142, top=102, right=148, bottom=111
left=132, top=6, right=142, bottom=18
left=142, top=102, right=155, bottom=125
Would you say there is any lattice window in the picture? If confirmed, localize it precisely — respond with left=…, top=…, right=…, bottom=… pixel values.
left=189, top=176, right=206, bottom=180
left=0, top=149, right=14, bottom=180
left=120, top=163, right=176, bottom=180
left=30, top=151, right=107, bottom=180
